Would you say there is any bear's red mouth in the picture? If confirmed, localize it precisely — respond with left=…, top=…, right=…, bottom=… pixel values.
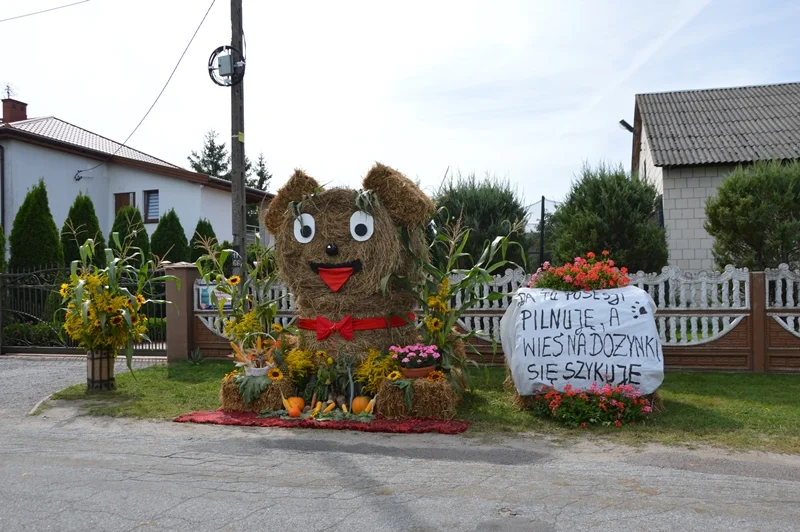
left=309, top=260, right=363, bottom=292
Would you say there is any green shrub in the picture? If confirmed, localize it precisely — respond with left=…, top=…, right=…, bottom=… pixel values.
left=551, top=163, right=668, bottom=273
left=190, top=218, right=217, bottom=263
left=705, top=161, right=800, bottom=270
left=8, top=179, right=64, bottom=270
left=110, top=206, right=150, bottom=260
left=61, top=193, right=106, bottom=267
left=434, top=172, right=529, bottom=267
left=145, top=317, right=167, bottom=342
left=0, top=223, right=6, bottom=272
left=150, top=209, right=190, bottom=262
left=2, top=322, right=62, bottom=347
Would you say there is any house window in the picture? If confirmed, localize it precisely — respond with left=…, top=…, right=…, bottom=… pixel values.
left=144, top=190, right=159, bottom=223
left=114, top=192, right=135, bottom=214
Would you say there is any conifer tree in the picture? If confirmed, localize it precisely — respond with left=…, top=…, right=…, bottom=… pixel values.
left=150, top=209, right=190, bottom=262
left=61, top=193, right=106, bottom=267
left=8, top=179, right=64, bottom=269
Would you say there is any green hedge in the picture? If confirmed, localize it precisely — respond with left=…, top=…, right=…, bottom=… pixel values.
left=9, top=179, right=64, bottom=269
left=2, top=322, right=62, bottom=347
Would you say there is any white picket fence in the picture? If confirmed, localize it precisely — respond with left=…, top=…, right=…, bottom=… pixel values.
left=195, top=264, right=800, bottom=346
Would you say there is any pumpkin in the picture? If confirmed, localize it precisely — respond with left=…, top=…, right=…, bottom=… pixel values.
left=288, top=406, right=302, bottom=418
left=351, top=396, right=371, bottom=415
left=287, top=397, right=305, bottom=411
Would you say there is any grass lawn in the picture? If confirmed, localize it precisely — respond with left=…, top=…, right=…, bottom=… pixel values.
left=51, top=362, right=800, bottom=454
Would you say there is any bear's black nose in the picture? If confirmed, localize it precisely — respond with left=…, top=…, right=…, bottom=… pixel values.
left=325, top=243, right=338, bottom=256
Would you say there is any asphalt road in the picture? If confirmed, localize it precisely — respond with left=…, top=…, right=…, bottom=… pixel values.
left=0, top=357, right=798, bottom=531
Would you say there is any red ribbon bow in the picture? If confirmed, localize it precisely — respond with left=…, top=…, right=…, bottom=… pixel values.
left=315, top=315, right=354, bottom=341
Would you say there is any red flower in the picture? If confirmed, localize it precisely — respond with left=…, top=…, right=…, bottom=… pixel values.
left=587, top=252, right=596, bottom=259
left=614, top=420, right=622, bottom=428
left=602, top=250, right=610, bottom=256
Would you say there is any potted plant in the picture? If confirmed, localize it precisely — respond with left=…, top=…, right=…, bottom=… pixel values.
left=61, top=235, right=177, bottom=390
left=390, top=343, right=441, bottom=378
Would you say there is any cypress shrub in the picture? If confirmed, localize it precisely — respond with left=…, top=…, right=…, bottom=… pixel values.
left=434, top=172, right=530, bottom=268
left=8, top=179, right=64, bottom=270
left=61, top=193, right=106, bottom=267
left=190, top=218, right=217, bottom=262
left=110, top=206, right=150, bottom=259
left=705, top=160, right=800, bottom=270
left=551, top=163, right=668, bottom=273
left=150, top=209, right=190, bottom=262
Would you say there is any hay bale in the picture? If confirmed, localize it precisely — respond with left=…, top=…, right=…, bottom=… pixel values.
left=376, top=378, right=461, bottom=420
left=264, top=164, right=434, bottom=363
left=219, top=377, right=295, bottom=413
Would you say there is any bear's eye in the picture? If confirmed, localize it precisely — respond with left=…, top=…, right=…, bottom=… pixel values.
left=293, top=214, right=316, bottom=244
left=349, top=211, right=374, bottom=242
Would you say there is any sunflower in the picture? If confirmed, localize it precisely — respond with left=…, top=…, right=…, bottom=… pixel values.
left=222, top=369, right=239, bottom=381
left=425, top=317, right=443, bottom=333
left=59, top=283, right=69, bottom=298
left=228, top=275, right=241, bottom=286
left=268, top=367, right=284, bottom=381
left=426, top=296, right=441, bottom=309
left=387, top=370, right=402, bottom=381
left=106, top=305, right=115, bottom=314
left=110, top=315, right=124, bottom=326
left=136, top=294, right=146, bottom=307
left=131, top=314, right=140, bottom=325
left=271, top=323, right=284, bottom=334
left=427, top=370, right=445, bottom=383
left=326, top=357, right=334, bottom=366
left=315, top=350, right=327, bottom=359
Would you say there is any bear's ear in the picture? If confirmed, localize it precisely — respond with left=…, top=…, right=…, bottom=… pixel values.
left=362, top=163, right=435, bottom=227
left=264, top=169, right=320, bottom=235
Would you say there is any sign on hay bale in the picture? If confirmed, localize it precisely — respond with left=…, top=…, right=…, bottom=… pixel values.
left=500, top=286, right=664, bottom=395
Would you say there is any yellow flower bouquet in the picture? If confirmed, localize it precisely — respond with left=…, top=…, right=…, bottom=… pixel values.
left=61, top=236, right=178, bottom=376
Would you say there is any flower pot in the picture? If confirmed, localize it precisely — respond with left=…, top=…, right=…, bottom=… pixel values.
left=401, top=366, right=435, bottom=379
left=245, top=366, right=269, bottom=377
left=86, top=350, right=115, bottom=391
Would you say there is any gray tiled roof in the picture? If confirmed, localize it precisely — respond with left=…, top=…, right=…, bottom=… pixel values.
left=637, top=82, right=800, bottom=167
left=1, top=116, right=180, bottom=168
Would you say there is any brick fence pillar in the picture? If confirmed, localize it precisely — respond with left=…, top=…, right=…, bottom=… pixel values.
left=165, top=262, right=199, bottom=364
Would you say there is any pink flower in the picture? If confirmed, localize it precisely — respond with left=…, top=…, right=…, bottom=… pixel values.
left=641, top=406, right=652, bottom=414
left=408, top=353, right=416, bottom=357
left=432, top=353, right=441, bottom=359
left=542, top=261, right=550, bottom=269
left=391, top=353, right=398, bottom=359
left=563, top=275, right=573, bottom=283
left=401, top=358, right=409, bottom=364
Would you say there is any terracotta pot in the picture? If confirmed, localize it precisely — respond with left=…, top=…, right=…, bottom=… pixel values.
left=86, top=350, right=116, bottom=391
left=401, top=366, right=434, bottom=379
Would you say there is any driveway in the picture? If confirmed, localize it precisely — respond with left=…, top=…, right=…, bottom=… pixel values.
left=0, top=357, right=798, bottom=531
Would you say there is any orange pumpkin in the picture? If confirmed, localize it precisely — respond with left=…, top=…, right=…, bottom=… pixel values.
left=351, top=396, right=371, bottom=415
left=288, top=406, right=302, bottom=418
left=287, top=397, right=305, bottom=411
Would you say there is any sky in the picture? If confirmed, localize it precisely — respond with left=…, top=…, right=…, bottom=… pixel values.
left=3, top=0, right=800, bottom=217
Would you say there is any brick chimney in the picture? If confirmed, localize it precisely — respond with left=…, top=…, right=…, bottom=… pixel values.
left=2, top=99, right=28, bottom=123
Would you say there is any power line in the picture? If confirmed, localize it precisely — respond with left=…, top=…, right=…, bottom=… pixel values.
left=0, top=0, right=90, bottom=24
left=75, top=0, right=216, bottom=179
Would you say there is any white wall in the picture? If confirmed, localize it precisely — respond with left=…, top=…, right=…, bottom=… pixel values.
left=1, top=140, right=238, bottom=260
left=199, top=185, right=233, bottom=242
left=661, top=165, right=735, bottom=271
left=637, top=124, right=663, bottom=194
left=1, top=139, right=110, bottom=243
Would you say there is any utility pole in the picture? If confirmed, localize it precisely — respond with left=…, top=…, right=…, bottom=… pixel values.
left=230, top=0, right=246, bottom=274
left=539, top=195, right=546, bottom=268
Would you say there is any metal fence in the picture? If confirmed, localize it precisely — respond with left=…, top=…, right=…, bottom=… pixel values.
left=0, top=266, right=167, bottom=355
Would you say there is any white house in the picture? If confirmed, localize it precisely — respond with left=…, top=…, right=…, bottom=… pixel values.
left=0, top=98, right=272, bottom=260
left=630, top=82, right=800, bottom=271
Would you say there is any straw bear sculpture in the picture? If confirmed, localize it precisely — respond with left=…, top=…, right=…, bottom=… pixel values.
left=264, top=163, right=436, bottom=361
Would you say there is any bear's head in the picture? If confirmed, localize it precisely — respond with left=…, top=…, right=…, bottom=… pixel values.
left=264, top=163, right=435, bottom=316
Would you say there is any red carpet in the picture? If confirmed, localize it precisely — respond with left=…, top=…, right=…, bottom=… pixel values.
left=173, top=410, right=470, bottom=434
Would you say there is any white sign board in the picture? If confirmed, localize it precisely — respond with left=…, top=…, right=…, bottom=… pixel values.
left=500, top=286, right=664, bottom=395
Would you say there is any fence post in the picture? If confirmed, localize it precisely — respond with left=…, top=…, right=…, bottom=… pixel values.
left=0, top=273, right=5, bottom=355
left=165, top=262, right=199, bottom=364
left=750, top=272, right=767, bottom=372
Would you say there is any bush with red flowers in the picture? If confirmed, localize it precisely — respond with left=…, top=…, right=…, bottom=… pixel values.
left=530, top=383, right=654, bottom=428
left=528, top=251, right=630, bottom=291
